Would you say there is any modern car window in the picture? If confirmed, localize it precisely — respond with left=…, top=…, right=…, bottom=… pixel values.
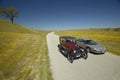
left=86, top=40, right=97, bottom=45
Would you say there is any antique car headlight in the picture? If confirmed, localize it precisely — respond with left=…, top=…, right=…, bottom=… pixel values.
left=73, top=50, right=77, bottom=53
left=80, top=48, right=84, bottom=52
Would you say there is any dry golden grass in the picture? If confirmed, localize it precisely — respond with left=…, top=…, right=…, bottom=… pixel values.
left=0, top=32, right=53, bottom=80
left=0, top=19, right=53, bottom=80
left=0, top=19, right=37, bottom=34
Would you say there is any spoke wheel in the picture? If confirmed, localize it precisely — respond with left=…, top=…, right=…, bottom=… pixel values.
left=67, top=54, right=73, bottom=63
left=82, top=52, right=88, bottom=59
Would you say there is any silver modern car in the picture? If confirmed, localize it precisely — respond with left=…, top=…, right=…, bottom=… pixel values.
left=76, top=38, right=106, bottom=54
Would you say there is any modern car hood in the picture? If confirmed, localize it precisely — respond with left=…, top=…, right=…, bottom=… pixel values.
left=88, top=44, right=106, bottom=50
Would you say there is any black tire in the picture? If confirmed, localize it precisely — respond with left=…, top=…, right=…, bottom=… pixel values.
left=67, top=54, right=73, bottom=63
left=58, top=44, right=64, bottom=52
left=58, top=44, right=62, bottom=49
left=82, top=52, right=88, bottom=59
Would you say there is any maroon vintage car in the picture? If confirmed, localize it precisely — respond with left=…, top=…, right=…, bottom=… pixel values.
left=58, top=36, right=87, bottom=63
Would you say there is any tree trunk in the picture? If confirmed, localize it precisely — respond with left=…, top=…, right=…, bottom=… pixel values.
left=11, top=17, right=14, bottom=24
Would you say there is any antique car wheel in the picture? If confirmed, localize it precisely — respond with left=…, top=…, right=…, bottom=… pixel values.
left=67, top=54, right=73, bottom=63
left=82, top=52, right=88, bottom=59
left=58, top=44, right=63, bottom=50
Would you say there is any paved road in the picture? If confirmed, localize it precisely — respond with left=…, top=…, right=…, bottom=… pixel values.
left=47, top=32, right=120, bottom=80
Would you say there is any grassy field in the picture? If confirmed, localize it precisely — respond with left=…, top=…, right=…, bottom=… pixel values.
left=56, top=29, right=120, bottom=56
left=0, top=19, right=37, bottom=34
left=0, top=19, right=53, bottom=80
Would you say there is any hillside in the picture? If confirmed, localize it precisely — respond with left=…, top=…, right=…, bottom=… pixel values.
left=0, top=19, right=53, bottom=80
left=0, top=19, right=37, bottom=34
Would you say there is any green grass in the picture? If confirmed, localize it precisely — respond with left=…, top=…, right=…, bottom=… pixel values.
left=56, top=29, right=120, bottom=56
left=0, top=19, right=53, bottom=80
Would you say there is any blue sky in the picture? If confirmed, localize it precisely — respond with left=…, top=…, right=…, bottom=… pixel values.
left=0, top=0, right=120, bottom=30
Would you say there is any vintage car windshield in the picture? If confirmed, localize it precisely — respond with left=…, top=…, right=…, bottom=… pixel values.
left=67, top=39, right=76, bottom=44
left=86, top=40, right=97, bottom=45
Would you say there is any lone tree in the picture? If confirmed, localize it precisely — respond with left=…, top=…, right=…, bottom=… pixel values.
left=0, top=7, right=19, bottom=23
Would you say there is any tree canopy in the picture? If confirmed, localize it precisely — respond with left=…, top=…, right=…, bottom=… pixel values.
left=0, top=7, right=19, bottom=23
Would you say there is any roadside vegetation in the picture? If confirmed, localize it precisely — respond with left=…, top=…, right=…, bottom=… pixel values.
left=0, top=19, right=53, bottom=80
left=56, top=28, right=120, bottom=56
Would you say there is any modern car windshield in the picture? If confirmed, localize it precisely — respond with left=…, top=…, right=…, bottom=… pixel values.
left=86, top=40, right=97, bottom=45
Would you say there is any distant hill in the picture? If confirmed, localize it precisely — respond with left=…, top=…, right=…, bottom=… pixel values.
left=89, top=28, right=120, bottom=32
left=0, top=19, right=37, bottom=34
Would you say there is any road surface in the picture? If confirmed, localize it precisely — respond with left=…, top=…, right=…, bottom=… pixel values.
left=47, top=32, right=120, bottom=80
